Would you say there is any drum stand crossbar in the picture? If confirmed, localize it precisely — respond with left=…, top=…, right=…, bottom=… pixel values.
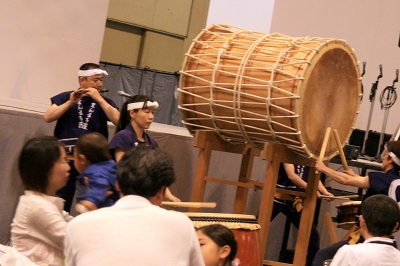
left=189, top=130, right=322, bottom=266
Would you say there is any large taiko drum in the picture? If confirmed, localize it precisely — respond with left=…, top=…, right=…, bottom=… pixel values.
left=179, top=24, right=361, bottom=160
left=336, top=201, right=361, bottom=229
left=185, top=212, right=262, bottom=266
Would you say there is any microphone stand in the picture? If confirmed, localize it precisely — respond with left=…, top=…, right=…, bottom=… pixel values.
left=359, top=65, right=382, bottom=158
left=360, top=62, right=366, bottom=102
left=375, top=69, right=399, bottom=161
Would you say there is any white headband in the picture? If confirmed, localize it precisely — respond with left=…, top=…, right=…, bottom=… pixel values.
left=127, top=101, right=159, bottom=110
left=78, top=69, right=108, bottom=77
left=389, top=152, right=400, bottom=166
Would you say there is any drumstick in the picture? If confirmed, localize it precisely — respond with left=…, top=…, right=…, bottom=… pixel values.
left=316, top=127, right=332, bottom=174
left=161, top=202, right=217, bottom=208
left=320, top=195, right=351, bottom=200
left=333, top=129, right=349, bottom=170
left=320, top=195, right=358, bottom=200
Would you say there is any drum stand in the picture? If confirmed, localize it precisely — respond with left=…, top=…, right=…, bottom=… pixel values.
left=189, top=130, right=262, bottom=214
left=189, top=130, right=328, bottom=266
left=259, top=143, right=319, bottom=266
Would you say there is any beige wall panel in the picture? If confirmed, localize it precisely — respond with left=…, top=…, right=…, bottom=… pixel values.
left=100, top=24, right=142, bottom=65
left=140, top=31, right=184, bottom=72
left=107, top=0, right=192, bottom=37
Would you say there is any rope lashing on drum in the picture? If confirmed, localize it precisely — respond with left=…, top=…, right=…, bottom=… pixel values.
left=209, top=31, right=240, bottom=142
left=232, top=30, right=272, bottom=147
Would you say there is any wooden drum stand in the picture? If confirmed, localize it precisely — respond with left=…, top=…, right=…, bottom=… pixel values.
left=189, top=129, right=332, bottom=266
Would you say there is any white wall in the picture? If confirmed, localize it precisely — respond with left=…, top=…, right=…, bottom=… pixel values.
left=206, top=0, right=275, bottom=34
left=0, top=0, right=109, bottom=113
left=271, top=0, right=400, bottom=135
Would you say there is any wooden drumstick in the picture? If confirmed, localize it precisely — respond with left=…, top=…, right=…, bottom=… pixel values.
left=333, top=129, right=349, bottom=170
left=316, top=127, right=332, bottom=174
left=161, top=201, right=217, bottom=208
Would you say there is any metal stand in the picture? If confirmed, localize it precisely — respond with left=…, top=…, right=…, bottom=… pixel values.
left=360, top=65, right=382, bottom=157
left=375, top=69, right=399, bottom=160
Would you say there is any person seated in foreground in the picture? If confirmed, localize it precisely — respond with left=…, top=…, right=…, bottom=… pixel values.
left=197, top=224, right=240, bottom=266
left=11, top=136, right=73, bottom=265
left=330, top=194, right=400, bottom=266
left=64, top=145, right=205, bottom=266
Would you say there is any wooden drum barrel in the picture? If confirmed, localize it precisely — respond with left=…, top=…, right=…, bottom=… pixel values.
left=179, top=24, right=361, bottom=160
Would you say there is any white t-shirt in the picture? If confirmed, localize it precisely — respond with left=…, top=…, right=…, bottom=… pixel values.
left=64, top=195, right=205, bottom=266
left=330, top=237, right=400, bottom=266
left=11, top=190, right=73, bottom=265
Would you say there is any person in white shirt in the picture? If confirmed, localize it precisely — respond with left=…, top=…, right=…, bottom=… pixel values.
left=64, top=145, right=205, bottom=266
left=330, top=194, right=400, bottom=266
left=11, top=136, right=73, bottom=265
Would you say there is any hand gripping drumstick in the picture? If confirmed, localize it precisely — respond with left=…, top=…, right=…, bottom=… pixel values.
left=161, top=202, right=217, bottom=208
left=333, top=129, right=349, bottom=170
left=316, top=127, right=332, bottom=174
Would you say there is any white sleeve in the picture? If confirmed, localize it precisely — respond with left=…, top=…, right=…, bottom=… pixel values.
left=330, top=245, right=353, bottom=266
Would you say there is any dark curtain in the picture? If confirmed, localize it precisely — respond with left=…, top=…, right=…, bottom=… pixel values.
left=100, top=62, right=183, bottom=127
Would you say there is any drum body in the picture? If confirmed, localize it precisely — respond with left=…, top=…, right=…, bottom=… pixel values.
left=336, top=201, right=361, bottom=229
left=185, top=212, right=262, bottom=266
left=179, top=24, right=361, bottom=159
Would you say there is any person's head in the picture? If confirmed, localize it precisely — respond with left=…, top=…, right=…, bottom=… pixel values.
left=74, top=132, right=112, bottom=173
left=78, top=63, right=108, bottom=90
left=115, top=94, right=158, bottom=133
left=196, top=224, right=238, bottom=266
left=360, top=194, right=400, bottom=238
left=18, top=136, right=70, bottom=195
left=381, top=140, right=400, bottom=171
left=117, top=145, right=175, bottom=204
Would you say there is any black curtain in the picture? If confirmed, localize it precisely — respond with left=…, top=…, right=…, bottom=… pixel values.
left=100, top=62, right=183, bottom=127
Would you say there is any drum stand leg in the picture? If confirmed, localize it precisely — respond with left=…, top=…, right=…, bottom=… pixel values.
left=189, top=130, right=261, bottom=213
left=259, top=142, right=319, bottom=266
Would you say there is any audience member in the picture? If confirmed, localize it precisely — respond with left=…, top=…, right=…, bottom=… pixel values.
left=197, top=224, right=239, bottom=266
left=11, top=136, right=73, bottom=265
left=44, top=62, right=119, bottom=212
left=64, top=145, right=205, bottom=266
left=73, top=132, right=119, bottom=213
left=330, top=194, right=400, bottom=266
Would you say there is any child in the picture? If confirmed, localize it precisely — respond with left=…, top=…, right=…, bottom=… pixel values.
left=74, top=132, right=119, bottom=213
left=196, top=224, right=239, bottom=266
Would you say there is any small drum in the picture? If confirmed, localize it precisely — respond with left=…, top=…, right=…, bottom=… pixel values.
left=185, top=212, right=262, bottom=266
left=179, top=24, right=361, bottom=160
left=336, top=201, right=361, bottom=229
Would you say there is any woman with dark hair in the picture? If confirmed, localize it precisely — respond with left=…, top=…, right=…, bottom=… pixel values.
left=197, top=224, right=239, bottom=266
left=11, top=136, right=73, bottom=265
left=109, top=94, right=180, bottom=202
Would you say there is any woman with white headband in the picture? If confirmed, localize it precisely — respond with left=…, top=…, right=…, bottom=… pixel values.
left=312, top=140, right=400, bottom=266
left=109, top=95, right=181, bottom=202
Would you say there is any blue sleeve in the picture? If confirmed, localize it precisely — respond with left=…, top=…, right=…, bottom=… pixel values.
left=84, top=176, right=111, bottom=207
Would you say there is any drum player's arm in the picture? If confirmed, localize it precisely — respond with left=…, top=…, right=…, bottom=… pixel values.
left=284, top=163, right=334, bottom=198
left=315, top=160, right=370, bottom=189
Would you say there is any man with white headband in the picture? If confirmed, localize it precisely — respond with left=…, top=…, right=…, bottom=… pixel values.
left=312, top=140, right=400, bottom=266
left=44, top=62, right=119, bottom=212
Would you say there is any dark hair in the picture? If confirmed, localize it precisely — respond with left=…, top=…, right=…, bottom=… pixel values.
left=18, top=136, right=64, bottom=194
left=115, top=94, right=155, bottom=133
left=75, top=132, right=111, bottom=163
left=361, top=194, right=400, bottom=237
left=117, top=145, right=175, bottom=198
left=79, top=63, right=100, bottom=71
left=198, top=224, right=237, bottom=264
left=386, top=140, right=400, bottom=170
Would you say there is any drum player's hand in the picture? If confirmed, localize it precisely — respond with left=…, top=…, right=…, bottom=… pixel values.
left=321, top=191, right=335, bottom=202
left=344, top=168, right=356, bottom=176
left=314, top=160, right=326, bottom=173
